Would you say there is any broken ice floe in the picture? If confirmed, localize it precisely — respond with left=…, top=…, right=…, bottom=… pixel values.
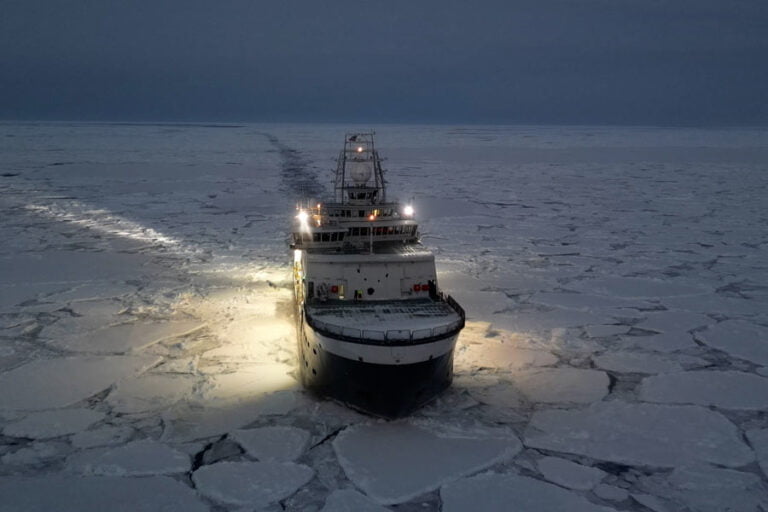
left=0, top=355, right=160, bottom=411
left=320, top=488, right=391, bottom=512
left=536, top=456, right=606, bottom=490
left=332, top=421, right=519, bottom=505
left=0, top=475, right=208, bottom=512
left=440, top=472, right=616, bottom=512
left=2, top=408, right=104, bottom=439
left=192, top=460, right=314, bottom=507
left=66, top=439, right=190, bottom=476
left=697, top=319, right=768, bottom=366
left=637, top=465, right=768, bottom=512
left=513, top=368, right=608, bottom=404
left=524, top=401, right=753, bottom=468
left=639, top=371, right=768, bottom=410
left=231, top=425, right=310, bottom=462
left=107, top=374, right=197, bottom=413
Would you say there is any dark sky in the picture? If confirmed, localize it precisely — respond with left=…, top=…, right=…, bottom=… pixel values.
left=2, top=0, right=767, bottom=125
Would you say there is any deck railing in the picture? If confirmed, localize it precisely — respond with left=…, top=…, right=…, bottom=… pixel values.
left=305, top=293, right=465, bottom=345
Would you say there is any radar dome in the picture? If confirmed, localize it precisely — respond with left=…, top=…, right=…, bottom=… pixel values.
left=349, top=160, right=373, bottom=185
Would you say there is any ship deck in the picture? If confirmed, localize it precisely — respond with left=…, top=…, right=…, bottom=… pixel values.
left=305, top=298, right=463, bottom=341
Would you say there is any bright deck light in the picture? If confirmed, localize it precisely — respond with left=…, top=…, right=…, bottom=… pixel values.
left=357, top=146, right=363, bottom=153
left=297, top=210, right=309, bottom=223
left=403, top=205, right=414, bottom=217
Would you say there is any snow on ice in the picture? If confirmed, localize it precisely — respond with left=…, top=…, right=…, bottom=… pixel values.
left=231, top=425, right=310, bottom=462
left=333, top=421, right=520, bottom=504
left=192, top=460, right=314, bottom=507
left=66, top=439, right=190, bottom=476
left=0, top=355, right=160, bottom=411
left=639, top=370, right=768, bottom=410
left=525, top=401, right=755, bottom=468
left=440, top=472, right=616, bottom=512
left=2, top=123, right=768, bottom=510
left=3, top=408, right=105, bottom=439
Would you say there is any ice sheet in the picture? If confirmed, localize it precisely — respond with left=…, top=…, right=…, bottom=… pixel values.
left=333, top=421, right=520, bottom=505
left=0, top=355, right=160, bottom=411
left=524, top=401, right=754, bottom=468
left=440, top=472, right=616, bottom=512
left=192, top=460, right=314, bottom=507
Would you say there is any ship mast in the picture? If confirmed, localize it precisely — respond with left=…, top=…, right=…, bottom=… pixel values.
left=334, top=133, right=386, bottom=205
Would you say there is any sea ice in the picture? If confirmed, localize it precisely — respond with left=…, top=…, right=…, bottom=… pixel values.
left=320, top=489, right=391, bottom=512
left=231, top=426, right=310, bottom=462
left=440, top=472, right=616, bottom=512
left=621, top=331, right=698, bottom=352
left=47, top=320, right=204, bottom=354
left=513, top=368, right=609, bottom=404
left=66, top=439, right=190, bottom=476
left=746, top=428, right=768, bottom=479
left=537, top=456, right=606, bottom=490
left=70, top=425, right=133, bottom=449
left=332, top=421, right=520, bottom=505
left=696, top=319, right=768, bottom=366
left=592, top=352, right=683, bottom=374
left=192, top=460, right=314, bottom=507
left=0, top=475, right=208, bottom=512
left=162, top=390, right=300, bottom=442
left=2, top=408, right=104, bottom=439
left=524, top=401, right=753, bottom=468
left=639, top=371, right=768, bottom=410
left=194, top=363, right=297, bottom=405
left=107, top=374, right=197, bottom=413
left=583, top=324, right=629, bottom=338
left=0, top=355, right=161, bottom=411
left=571, top=276, right=707, bottom=299
left=637, top=465, right=768, bottom=512
left=634, top=310, right=711, bottom=333
left=593, top=483, right=629, bottom=502
left=457, top=336, right=558, bottom=371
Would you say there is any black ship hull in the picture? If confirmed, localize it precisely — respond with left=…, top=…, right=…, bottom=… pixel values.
left=297, top=324, right=455, bottom=418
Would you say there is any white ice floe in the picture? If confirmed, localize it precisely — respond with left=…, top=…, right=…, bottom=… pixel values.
left=457, top=337, right=558, bottom=372
left=70, top=425, right=133, bottom=449
left=634, top=310, right=711, bottom=333
left=47, top=320, right=204, bottom=354
left=592, top=352, right=683, bottom=374
left=513, top=368, right=609, bottom=404
left=162, top=390, right=300, bottom=442
left=524, top=401, right=753, bottom=468
left=571, top=276, right=707, bottom=299
left=639, top=371, right=768, bottom=410
left=746, top=428, right=768, bottom=478
left=620, top=331, right=699, bottom=352
left=2, top=408, right=104, bottom=439
left=320, top=489, right=391, bottom=512
left=66, top=439, right=190, bottom=476
left=696, top=319, right=768, bottom=366
left=332, top=422, right=520, bottom=505
left=638, top=465, right=768, bottom=512
left=440, top=472, right=616, bottom=512
left=536, top=456, right=606, bottom=490
left=1, top=441, right=70, bottom=467
left=0, top=355, right=160, bottom=411
left=0, top=475, right=208, bottom=512
left=107, top=374, right=196, bottom=413
left=194, top=363, right=298, bottom=405
left=231, top=426, right=310, bottom=462
left=593, top=483, right=629, bottom=502
left=583, top=324, right=629, bottom=338
left=490, top=308, right=610, bottom=333
left=192, top=460, right=314, bottom=507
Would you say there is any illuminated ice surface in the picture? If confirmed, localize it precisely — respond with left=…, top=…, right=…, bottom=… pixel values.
left=1, top=123, right=768, bottom=510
